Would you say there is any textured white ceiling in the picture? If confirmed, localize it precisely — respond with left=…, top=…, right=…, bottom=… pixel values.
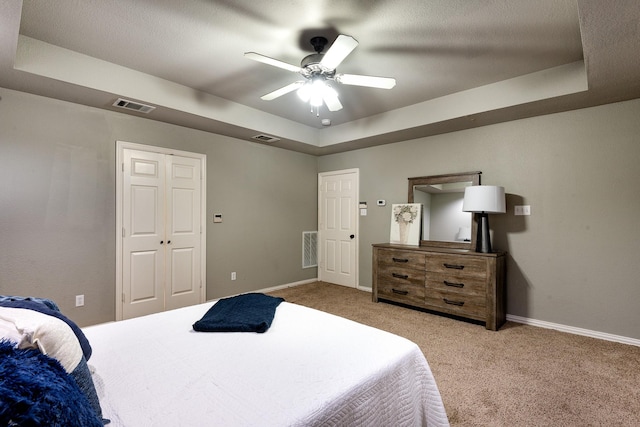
left=1, top=0, right=639, bottom=154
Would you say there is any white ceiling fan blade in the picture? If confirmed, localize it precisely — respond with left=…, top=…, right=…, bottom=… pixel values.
left=320, top=35, right=359, bottom=70
left=244, top=52, right=301, bottom=73
left=261, top=81, right=305, bottom=100
left=335, top=73, right=396, bottom=89
left=323, top=91, right=343, bottom=112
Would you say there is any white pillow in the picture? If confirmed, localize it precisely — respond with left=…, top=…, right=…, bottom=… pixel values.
left=0, top=317, right=22, bottom=343
left=0, top=307, right=82, bottom=373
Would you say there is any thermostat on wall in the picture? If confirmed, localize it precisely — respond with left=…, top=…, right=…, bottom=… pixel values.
left=377, top=200, right=386, bottom=206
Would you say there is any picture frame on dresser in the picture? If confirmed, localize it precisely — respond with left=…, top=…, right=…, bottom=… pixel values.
left=372, top=171, right=506, bottom=331
left=390, top=203, right=422, bottom=246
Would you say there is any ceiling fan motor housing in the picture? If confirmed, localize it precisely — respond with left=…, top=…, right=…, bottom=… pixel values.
left=301, top=53, right=324, bottom=68
left=300, top=36, right=336, bottom=77
left=300, top=53, right=335, bottom=78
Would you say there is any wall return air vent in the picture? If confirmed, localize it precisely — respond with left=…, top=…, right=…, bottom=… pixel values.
left=302, top=231, right=318, bottom=268
left=112, top=98, right=156, bottom=114
left=251, top=134, right=280, bottom=143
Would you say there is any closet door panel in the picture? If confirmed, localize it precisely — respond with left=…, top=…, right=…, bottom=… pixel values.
left=122, top=149, right=165, bottom=319
left=170, top=247, right=195, bottom=295
left=165, top=155, right=202, bottom=311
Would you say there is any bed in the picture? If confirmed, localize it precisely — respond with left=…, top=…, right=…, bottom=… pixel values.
left=3, top=294, right=449, bottom=426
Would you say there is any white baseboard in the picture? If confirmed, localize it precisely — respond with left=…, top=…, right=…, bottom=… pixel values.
left=257, top=278, right=319, bottom=294
left=506, top=314, right=640, bottom=347
left=261, top=279, right=375, bottom=294
left=258, top=282, right=640, bottom=348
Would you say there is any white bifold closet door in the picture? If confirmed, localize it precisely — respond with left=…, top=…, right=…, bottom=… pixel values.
left=122, top=148, right=202, bottom=320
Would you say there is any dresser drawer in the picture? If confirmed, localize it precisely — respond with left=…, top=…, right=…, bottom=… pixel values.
left=377, top=249, right=426, bottom=269
left=377, top=263, right=425, bottom=285
left=423, top=288, right=486, bottom=321
left=377, top=278, right=425, bottom=306
left=426, top=274, right=486, bottom=298
left=426, top=254, right=487, bottom=279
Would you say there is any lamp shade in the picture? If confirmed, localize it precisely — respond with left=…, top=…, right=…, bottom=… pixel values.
left=462, top=186, right=506, bottom=213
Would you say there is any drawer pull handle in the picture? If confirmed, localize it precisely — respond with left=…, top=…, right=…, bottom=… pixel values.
left=444, top=281, right=464, bottom=288
left=392, top=288, right=409, bottom=295
left=444, top=263, right=464, bottom=270
left=392, top=257, right=409, bottom=263
left=443, top=298, right=465, bottom=306
left=392, top=273, right=409, bottom=280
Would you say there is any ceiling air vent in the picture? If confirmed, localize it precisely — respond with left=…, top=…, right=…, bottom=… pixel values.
left=112, top=98, right=156, bottom=114
left=251, top=134, right=280, bottom=143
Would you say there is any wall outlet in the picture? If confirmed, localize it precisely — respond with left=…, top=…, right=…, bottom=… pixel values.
left=231, top=272, right=236, bottom=281
left=515, top=205, right=531, bottom=216
left=75, top=294, right=85, bottom=307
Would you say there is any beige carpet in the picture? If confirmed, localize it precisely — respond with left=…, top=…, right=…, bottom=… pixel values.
left=269, top=282, right=640, bottom=426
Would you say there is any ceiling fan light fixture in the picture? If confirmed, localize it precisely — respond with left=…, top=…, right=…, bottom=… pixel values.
left=310, top=94, right=323, bottom=107
left=309, top=96, right=323, bottom=107
left=297, top=83, right=311, bottom=102
left=297, top=79, right=336, bottom=107
left=309, top=79, right=325, bottom=107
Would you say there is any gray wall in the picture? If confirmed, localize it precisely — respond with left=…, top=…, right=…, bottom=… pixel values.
left=0, top=88, right=318, bottom=326
left=319, top=98, right=640, bottom=340
left=2, top=85, right=639, bottom=340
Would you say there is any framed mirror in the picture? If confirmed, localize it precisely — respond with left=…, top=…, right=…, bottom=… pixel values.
left=408, top=171, right=481, bottom=249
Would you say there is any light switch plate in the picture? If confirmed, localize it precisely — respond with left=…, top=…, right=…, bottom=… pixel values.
left=515, top=205, right=531, bottom=215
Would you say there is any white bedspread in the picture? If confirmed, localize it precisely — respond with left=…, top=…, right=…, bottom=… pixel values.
left=83, top=301, right=449, bottom=427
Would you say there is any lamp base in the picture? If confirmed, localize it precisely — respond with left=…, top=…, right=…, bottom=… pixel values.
left=475, top=213, right=492, bottom=253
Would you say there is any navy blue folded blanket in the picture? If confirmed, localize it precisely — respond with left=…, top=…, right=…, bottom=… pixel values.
left=193, top=293, right=284, bottom=333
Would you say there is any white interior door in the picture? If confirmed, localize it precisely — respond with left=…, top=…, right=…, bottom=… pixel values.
left=118, top=142, right=206, bottom=320
left=164, top=155, right=202, bottom=311
left=122, top=149, right=166, bottom=319
left=318, top=169, right=359, bottom=288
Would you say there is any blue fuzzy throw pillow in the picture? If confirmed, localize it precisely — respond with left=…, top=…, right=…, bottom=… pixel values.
left=0, top=340, right=103, bottom=427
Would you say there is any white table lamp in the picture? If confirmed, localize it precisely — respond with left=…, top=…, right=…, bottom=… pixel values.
left=462, top=185, right=506, bottom=253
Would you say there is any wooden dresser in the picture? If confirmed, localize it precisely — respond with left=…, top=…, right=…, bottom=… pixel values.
left=372, top=243, right=506, bottom=330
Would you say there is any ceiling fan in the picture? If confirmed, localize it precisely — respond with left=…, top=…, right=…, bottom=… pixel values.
left=244, top=35, right=396, bottom=112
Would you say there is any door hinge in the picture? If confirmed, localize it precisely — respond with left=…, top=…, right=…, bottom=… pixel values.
left=122, top=293, right=125, bottom=303
left=122, top=163, right=124, bottom=172
left=122, top=227, right=126, bottom=238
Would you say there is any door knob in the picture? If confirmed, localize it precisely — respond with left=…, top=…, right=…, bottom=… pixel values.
left=350, top=234, right=355, bottom=239
left=160, top=240, right=164, bottom=244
